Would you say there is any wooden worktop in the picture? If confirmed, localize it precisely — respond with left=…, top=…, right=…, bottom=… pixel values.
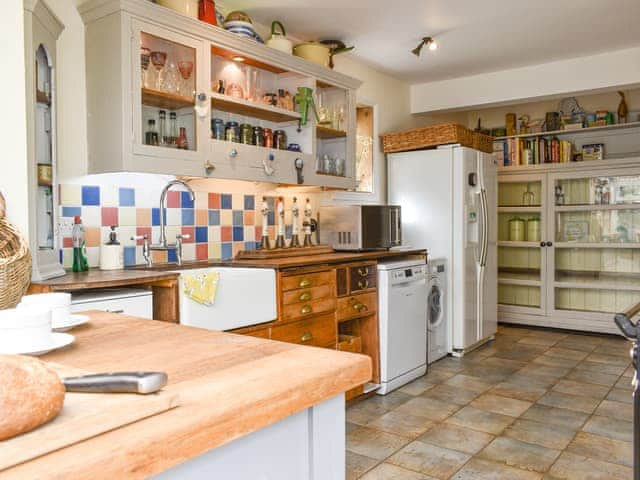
left=1, top=312, right=371, bottom=479
left=29, top=269, right=180, bottom=292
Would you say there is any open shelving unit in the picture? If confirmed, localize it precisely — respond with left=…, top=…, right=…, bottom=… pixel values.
left=495, top=121, right=640, bottom=141
left=210, top=91, right=300, bottom=123
left=316, top=125, right=347, bottom=139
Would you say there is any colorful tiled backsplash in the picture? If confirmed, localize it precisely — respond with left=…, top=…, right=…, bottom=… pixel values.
left=58, top=182, right=302, bottom=268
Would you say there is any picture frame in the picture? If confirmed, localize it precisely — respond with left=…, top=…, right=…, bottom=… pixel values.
left=562, top=220, right=590, bottom=242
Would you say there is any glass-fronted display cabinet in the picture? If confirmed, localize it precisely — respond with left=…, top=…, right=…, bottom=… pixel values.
left=24, top=0, right=65, bottom=280
left=551, top=168, right=640, bottom=317
left=497, top=174, right=547, bottom=315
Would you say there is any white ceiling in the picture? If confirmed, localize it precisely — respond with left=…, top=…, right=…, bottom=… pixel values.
left=222, top=0, right=640, bottom=84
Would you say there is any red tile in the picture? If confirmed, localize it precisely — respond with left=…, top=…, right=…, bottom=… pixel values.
left=221, top=225, right=232, bottom=242
left=136, top=227, right=152, bottom=245
left=195, top=209, right=208, bottom=225
left=62, top=237, right=73, bottom=248
left=208, top=192, right=220, bottom=209
left=181, top=226, right=195, bottom=243
left=167, top=191, right=180, bottom=208
left=101, top=207, right=118, bottom=226
left=195, top=243, right=208, bottom=260
left=255, top=226, right=263, bottom=241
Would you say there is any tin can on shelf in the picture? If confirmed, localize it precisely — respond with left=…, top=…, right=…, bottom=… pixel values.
left=253, top=126, right=264, bottom=147
left=508, top=217, right=526, bottom=242
left=240, top=123, right=254, bottom=145
left=225, top=121, right=239, bottom=143
left=527, top=217, right=541, bottom=242
left=211, top=118, right=225, bottom=140
left=274, top=129, right=287, bottom=150
left=264, top=128, right=274, bottom=148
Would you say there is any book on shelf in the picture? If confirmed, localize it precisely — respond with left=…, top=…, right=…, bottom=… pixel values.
left=495, top=137, right=573, bottom=166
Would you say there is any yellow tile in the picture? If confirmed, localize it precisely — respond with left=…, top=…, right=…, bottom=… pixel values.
left=60, top=184, right=81, bottom=206
left=136, top=208, right=151, bottom=226
left=208, top=242, right=221, bottom=260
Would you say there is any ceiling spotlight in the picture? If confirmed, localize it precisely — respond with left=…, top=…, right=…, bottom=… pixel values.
left=412, top=37, right=437, bottom=57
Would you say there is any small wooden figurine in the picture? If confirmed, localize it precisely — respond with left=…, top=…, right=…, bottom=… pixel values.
left=275, top=197, right=286, bottom=249
left=289, top=197, right=301, bottom=248
left=303, top=198, right=314, bottom=247
left=259, top=196, right=271, bottom=250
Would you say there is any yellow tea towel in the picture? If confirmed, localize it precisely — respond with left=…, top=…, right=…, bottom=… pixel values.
left=182, top=271, right=220, bottom=306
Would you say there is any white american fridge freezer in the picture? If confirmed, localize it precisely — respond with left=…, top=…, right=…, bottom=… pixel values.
left=388, top=145, right=498, bottom=355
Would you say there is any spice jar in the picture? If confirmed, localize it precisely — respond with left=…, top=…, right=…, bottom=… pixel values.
left=177, top=127, right=188, bottom=149
left=527, top=217, right=541, bottom=242
left=240, top=123, right=254, bottom=145
left=225, top=121, right=239, bottom=142
left=211, top=118, right=225, bottom=140
left=264, top=128, right=273, bottom=148
left=253, top=126, right=264, bottom=147
left=509, top=217, right=526, bottom=241
left=274, top=129, right=287, bottom=150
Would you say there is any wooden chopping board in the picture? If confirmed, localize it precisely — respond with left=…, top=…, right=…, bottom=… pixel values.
left=0, top=362, right=180, bottom=472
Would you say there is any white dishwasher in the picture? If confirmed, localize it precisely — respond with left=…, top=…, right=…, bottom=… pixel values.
left=377, top=259, right=428, bottom=395
left=71, top=288, right=153, bottom=319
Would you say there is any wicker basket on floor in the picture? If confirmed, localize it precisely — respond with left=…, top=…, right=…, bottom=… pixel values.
left=0, top=192, right=32, bottom=309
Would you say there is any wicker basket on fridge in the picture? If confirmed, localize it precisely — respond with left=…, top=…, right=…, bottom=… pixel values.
left=0, top=192, right=32, bottom=309
left=381, top=123, right=493, bottom=154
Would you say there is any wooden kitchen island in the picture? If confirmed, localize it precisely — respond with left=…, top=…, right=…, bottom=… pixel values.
left=1, top=312, right=370, bottom=479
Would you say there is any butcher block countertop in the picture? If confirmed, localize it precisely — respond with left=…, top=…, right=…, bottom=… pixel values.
left=29, top=249, right=427, bottom=291
left=1, top=312, right=371, bottom=479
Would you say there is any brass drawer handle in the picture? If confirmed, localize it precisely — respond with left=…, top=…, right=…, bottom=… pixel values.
left=299, top=278, right=312, bottom=288
left=300, top=331, right=313, bottom=342
left=299, top=292, right=312, bottom=302
left=357, top=279, right=370, bottom=289
left=357, top=267, right=369, bottom=277
left=352, top=302, right=368, bottom=312
left=301, top=305, right=313, bottom=315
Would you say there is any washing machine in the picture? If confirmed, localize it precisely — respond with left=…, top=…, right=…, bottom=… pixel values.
left=427, top=258, right=448, bottom=363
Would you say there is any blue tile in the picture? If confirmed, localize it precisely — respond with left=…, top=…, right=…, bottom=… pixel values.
left=285, top=225, right=293, bottom=239
left=232, top=210, right=244, bottom=226
left=152, top=208, right=161, bottom=226
left=195, top=226, right=208, bottom=243
left=81, top=185, right=100, bottom=206
left=244, top=241, right=256, bottom=251
left=244, top=195, right=255, bottom=210
left=181, top=209, right=195, bottom=226
left=62, top=206, right=81, bottom=218
left=123, top=246, right=137, bottom=266
left=168, top=249, right=178, bottom=263
left=181, top=191, right=194, bottom=209
left=233, top=226, right=244, bottom=241
left=208, top=210, right=220, bottom=225
left=267, top=211, right=275, bottom=226
left=221, top=194, right=233, bottom=210
left=118, top=187, right=135, bottom=206
left=221, top=243, right=233, bottom=260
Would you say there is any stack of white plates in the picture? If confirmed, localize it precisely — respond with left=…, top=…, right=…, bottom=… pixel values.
left=224, top=20, right=264, bottom=43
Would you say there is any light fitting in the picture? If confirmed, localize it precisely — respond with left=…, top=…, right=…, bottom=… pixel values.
left=232, top=56, right=245, bottom=62
left=411, top=37, right=437, bottom=57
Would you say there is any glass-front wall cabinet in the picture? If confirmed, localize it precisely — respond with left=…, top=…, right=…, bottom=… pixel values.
left=497, top=175, right=547, bottom=314
left=137, top=26, right=199, bottom=155
left=552, top=169, right=640, bottom=316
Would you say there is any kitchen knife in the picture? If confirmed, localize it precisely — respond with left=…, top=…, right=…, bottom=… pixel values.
left=62, top=372, right=168, bottom=394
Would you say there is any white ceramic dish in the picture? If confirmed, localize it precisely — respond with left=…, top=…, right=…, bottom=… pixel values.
left=53, top=314, right=90, bottom=332
left=223, top=20, right=253, bottom=28
left=0, top=307, right=52, bottom=353
left=0, top=332, right=74, bottom=356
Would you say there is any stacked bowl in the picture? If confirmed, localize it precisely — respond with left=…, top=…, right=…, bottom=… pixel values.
left=224, top=11, right=264, bottom=43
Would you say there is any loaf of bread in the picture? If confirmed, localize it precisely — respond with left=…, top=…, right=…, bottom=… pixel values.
left=0, top=355, right=65, bottom=440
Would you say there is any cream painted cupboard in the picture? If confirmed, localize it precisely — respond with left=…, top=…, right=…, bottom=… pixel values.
left=498, top=156, right=640, bottom=334
left=79, top=0, right=360, bottom=188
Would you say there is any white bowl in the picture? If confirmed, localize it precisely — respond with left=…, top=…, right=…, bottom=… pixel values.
left=223, top=20, right=254, bottom=29
left=0, top=307, right=53, bottom=353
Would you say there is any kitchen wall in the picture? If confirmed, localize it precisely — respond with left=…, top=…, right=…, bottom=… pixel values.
left=58, top=174, right=322, bottom=266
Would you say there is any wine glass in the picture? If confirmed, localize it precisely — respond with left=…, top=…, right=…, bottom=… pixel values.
left=177, top=60, right=194, bottom=97
left=163, top=62, right=180, bottom=94
left=140, top=47, right=150, bottom=88
left=149, top=51, right=167, bottom=91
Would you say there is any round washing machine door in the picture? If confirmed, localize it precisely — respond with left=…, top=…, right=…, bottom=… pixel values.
left=427, top=278, right=444, bottom=331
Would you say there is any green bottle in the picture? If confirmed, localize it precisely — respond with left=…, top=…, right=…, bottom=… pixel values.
left=71, top=215, right=89, bottom=272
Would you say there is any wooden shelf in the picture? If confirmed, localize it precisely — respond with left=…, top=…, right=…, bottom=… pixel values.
left=498, top=241, right=541, bottom=248
left=555, top=203, right=640, bottom=212
left=498, top=156, right=640, bottom=173
left=211, top=45, right=286, bottom=74
left=498, top=206, right=542, bottom=213
left=210, top=92, right=300, bottom=123
left=141, top=88, right=194, bottom=110
left=495, top=121, right=640, bottom=141
left=554, top=242, right=640, bottom=249
left=316, top=125, right=347, bottom=139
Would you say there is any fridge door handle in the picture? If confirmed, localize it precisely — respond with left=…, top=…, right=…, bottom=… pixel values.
left=480, top=188, right=489, bottom=267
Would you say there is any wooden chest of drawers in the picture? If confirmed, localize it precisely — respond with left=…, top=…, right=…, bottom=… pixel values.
left=271, top=313, right=337, bottom=348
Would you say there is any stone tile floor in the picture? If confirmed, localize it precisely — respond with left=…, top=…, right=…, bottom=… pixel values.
left=346, top=324, right=635, bottom=479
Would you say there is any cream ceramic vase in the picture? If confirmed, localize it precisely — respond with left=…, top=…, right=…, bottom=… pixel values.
left=157, top=0, right=198, bottom=19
